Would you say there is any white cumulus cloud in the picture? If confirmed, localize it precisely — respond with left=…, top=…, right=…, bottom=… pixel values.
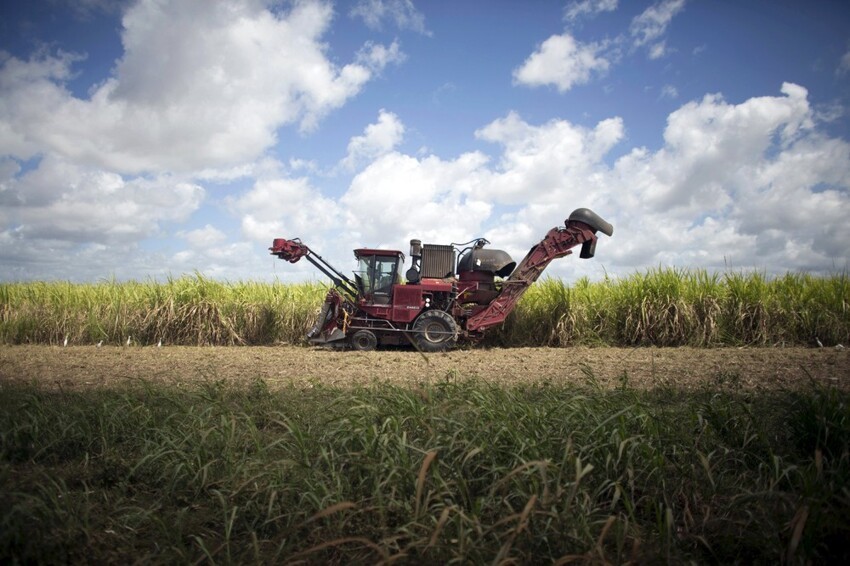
left=340, top=151, right=493, bottom=248
left=474, top=111, right=623, bottom=208
left=513, top=33, right=610, bottom=93
left=0, top=154, right=205, bottom=280
left=0, top=0, right=402, bottom=175
left=233, top=173, right=342, bottom=246
left=244, top=83, right=849, bottom=282
left=340, top=109, right=405, bottom=171
left=179, top=225, right=227, bottom=249
left=0, top=155, right=203, bottom=244
left=0, top=0, right=408, bottom=281
left=607, top=82, right=849, bottom=271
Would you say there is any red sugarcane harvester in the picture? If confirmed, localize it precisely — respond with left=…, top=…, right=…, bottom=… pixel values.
left=270, top=208, right=613, bottom=351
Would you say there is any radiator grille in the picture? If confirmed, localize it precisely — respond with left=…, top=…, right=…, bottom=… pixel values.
left=421, top=244, right=456, bottom=278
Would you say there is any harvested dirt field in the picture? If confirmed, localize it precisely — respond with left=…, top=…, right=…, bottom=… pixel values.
left=1, top=345, right=847, bottom=391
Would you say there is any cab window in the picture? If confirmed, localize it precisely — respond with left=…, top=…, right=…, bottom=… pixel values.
left=354, top=255, right=401, bottom=302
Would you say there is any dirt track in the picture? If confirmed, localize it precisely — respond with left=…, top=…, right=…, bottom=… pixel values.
left=1, top=345, right=847, bottom=391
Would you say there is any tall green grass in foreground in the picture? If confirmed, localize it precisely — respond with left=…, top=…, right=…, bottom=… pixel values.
left=1, top=375, right=848, bottom=563
left=1, top=269, right=847, bottom=346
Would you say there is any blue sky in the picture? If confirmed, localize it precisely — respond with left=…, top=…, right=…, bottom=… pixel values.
left=1, top=0, right=849, bottom=283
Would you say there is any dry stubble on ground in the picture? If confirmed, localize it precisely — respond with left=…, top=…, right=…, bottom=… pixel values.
left=1, top=345, right=847, bottom=391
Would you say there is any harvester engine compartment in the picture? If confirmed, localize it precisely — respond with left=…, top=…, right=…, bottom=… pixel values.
left=406, top=241, right=456, bottom=282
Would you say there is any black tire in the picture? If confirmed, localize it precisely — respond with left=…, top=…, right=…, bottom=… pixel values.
left=350, top=329, right=378, bottom=351
left=412, top=310, right=458, bottom=352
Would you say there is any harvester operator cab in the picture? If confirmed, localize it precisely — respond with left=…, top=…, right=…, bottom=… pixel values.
left=353, top=249, right=404, bottom=305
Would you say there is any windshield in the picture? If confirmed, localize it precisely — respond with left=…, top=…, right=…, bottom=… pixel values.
left=354, top=255, right=401, bottom=300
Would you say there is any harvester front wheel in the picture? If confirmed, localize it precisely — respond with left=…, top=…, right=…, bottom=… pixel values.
left=412, top=310, right=458, bottom=352
left=350, top=329, right=378, bottom=351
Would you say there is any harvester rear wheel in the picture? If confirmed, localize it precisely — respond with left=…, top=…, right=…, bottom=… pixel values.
left=412, top=310, right=458, bottom=352
left=350, top=329, right=378, bottom=351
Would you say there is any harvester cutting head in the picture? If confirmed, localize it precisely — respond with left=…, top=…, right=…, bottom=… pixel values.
left=270, top=238, right=309, bottom=263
